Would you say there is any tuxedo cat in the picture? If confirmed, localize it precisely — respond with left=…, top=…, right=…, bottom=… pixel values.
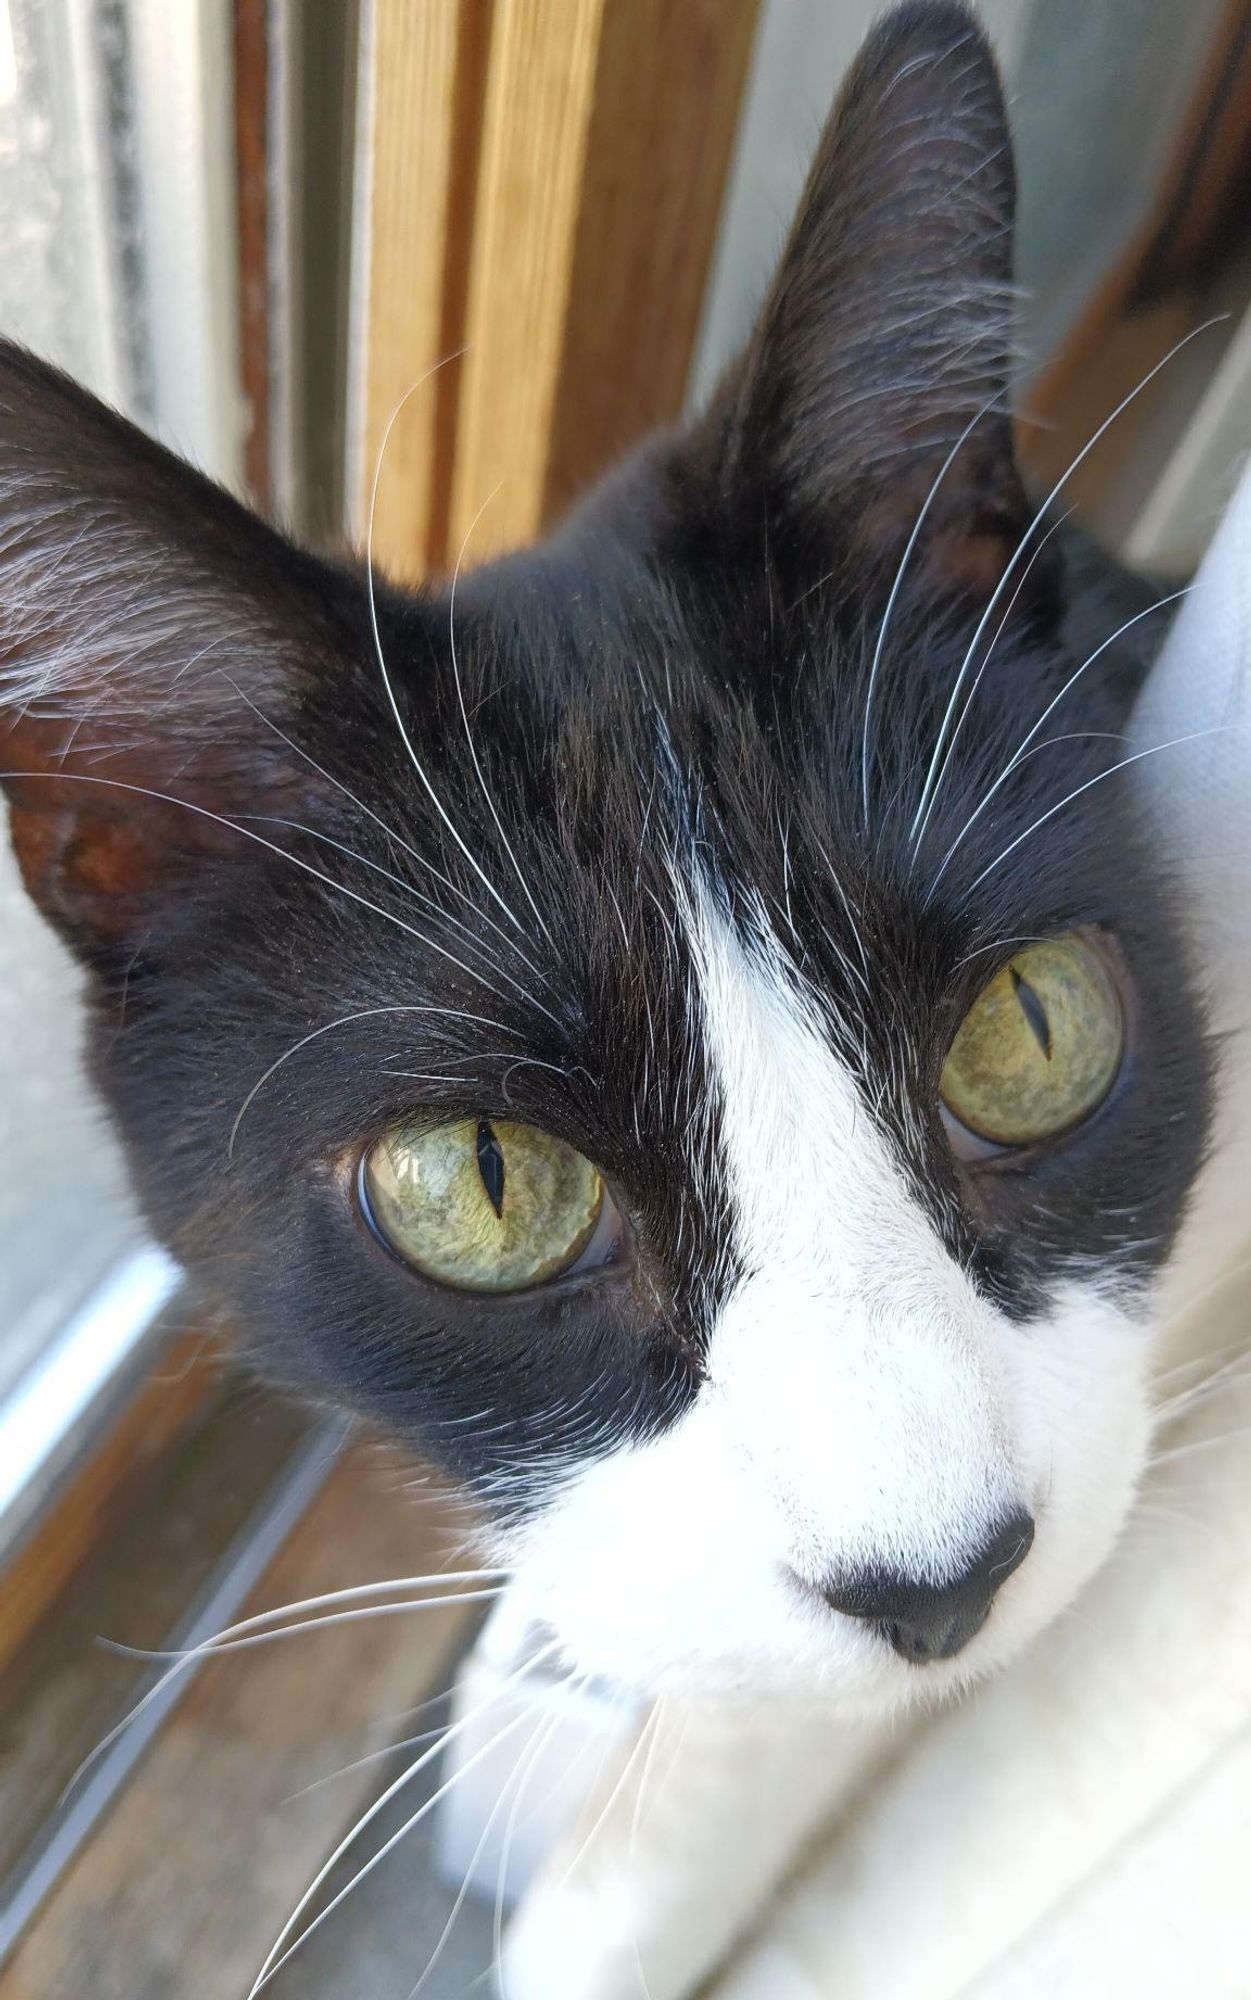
left=0, top=3, right=1211, bottom=1995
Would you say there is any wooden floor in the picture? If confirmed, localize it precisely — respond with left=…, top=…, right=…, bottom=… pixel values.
left=0, top=1399, right=504, bottom=1999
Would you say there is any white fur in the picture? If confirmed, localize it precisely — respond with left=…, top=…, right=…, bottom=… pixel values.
left=496, top=883, right=1152, bottom=1709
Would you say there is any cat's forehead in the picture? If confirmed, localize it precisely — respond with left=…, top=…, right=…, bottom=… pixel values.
left=438, top=550, right=1101, bottom=957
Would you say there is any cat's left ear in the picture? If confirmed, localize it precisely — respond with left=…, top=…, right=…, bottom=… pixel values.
left=694, top=1, right=1034, bottom=604
left=0, top=342, right=356, bottom=974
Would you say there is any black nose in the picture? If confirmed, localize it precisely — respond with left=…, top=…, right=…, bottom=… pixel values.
left=818, top=1510, right=1035, bottom=1663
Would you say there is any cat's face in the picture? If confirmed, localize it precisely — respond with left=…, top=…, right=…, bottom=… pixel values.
left=0, top=3, right=1210, bottom=1707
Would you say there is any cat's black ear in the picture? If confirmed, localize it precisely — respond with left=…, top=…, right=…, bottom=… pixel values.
left=700, top=1, right=1031, bottom=601
left=0, top=342, right=350, bottom=971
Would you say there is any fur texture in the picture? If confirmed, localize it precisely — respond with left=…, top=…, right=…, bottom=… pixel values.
left=0, top=3, right=1212, bottom=1727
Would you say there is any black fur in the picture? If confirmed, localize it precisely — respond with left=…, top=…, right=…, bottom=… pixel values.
left=0, top=3, right=1211, bottom=1510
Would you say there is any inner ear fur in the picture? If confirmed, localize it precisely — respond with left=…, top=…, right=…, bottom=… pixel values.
left=694, top=2, right=1040, bottom=606
left=0, top=341, right=353, bottom=965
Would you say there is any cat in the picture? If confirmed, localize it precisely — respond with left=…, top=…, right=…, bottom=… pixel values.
left=0, top=3, right=1214, bottom=1996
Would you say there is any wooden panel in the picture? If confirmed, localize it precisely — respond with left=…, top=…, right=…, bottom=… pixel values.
left=353, top=0, right=491, bottom=579
left=0, top=1445, right=484, bottom=2000
left=0, top=1383, right=310, bottom=1884
left=447, top=0, right=759, bottom=565
left=543, top=0, right=760, bottom=522
left=446, top=0, right=607, bottom=564
left=0, top=1334, right=220, bottom=1678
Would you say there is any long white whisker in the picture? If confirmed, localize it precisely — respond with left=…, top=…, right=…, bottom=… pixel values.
left=366, top=383, right=528, bottom=936
left=491, top=1676, right=611, bottom=1983
left=1149, top=1424, right=1251, bottom=1468
left=860, top=402, right=998, bottom=824
left=556, top=1700, right=659, bottom=1893
left=928, top=587, right=1190, bottom=892
left=0, top=768, right=564, bottom=1034
left=908, top=318, right=1226, bottom=849
left=910, top=510, right=1070, bottom=847
left=964, top=726, right=1234, bottom=894
left=287, top=1722, right=449, bottom=1801
left=626, top=1700, right=665, bottom=1870
left=248, top=1638, right=561, bottom=1996
left=415, top=1691, right=574, bottom=2000
left=254, top=1692, right=551, bottom=1995
left=244, top=809, right=545, bottom=991
left=106, top=1587, right=504, bottom=1663
left=216, top=673, right=549, bottom=982
left=621, top=1702, right=668, bottom=2000
left=64, top=1567, right=508, bottom=1801
left=448, top=488, right=557, bottom=950
left=228, top=1003, right=517, bottom=1158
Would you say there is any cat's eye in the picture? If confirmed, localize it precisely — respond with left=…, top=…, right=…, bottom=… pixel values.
left=360, top=1116, right=609, bottom=1292
left=941, top=936, right=1123, bottom=1152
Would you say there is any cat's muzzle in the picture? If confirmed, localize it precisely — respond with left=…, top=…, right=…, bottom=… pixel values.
left=811, top=1509, right=1036, bottom=1663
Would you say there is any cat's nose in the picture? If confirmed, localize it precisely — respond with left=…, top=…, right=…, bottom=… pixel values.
left=817, top=1510, right=1035, bottom=1663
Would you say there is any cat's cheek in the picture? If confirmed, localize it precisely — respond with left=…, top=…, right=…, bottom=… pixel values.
left=492, top=1285, right=1155, bottom=1704
left=492, top=1406, right=904, bottom=1706
left=993, top=1278, right=1156, bottom=1634
left=493, top=1408, right=834, bottom=1699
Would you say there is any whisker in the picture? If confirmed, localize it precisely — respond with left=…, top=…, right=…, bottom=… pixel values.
left=216, top=673, right=550, bottom=984
left=908, top=317, right=1226, bottom=850
left=413, top=1692, right=575, bottom=1999
left=366, top=380, right=529, bottom=938
left=860, top=399, right=1002, bottom=825
left=491, top=1676, right=614, bottom=1980
left=64, top=1567, right=509, bottom=1801
left=253, top=1693, right=554, bottom=1995
left=909, top=510, right=1071, bottom=850
left=104, top=1586, right=504, bottom=1662
left=1148, top=1424, right=1251, bottom=1468
left=241, top=811, right=542, bottom=988
left=962, top=725, right=1236, bottom=894
left=0, top=767, right=563, bottom=1036
left=286, top=1722, right=450, bottom=1802
left=928, top=587, right=1190, bottom=891
left=228, top=1004, right=518, bottom=1158
left=247, top=1638, right=562, bottom=1996
left=1152, top=1326, right=1251, bottom=1419
left=448, top=488, right=556, bottom=950
left=626, top=1700, right=666, bottom=1869
left=556, top=1699, right=660, bottom=1894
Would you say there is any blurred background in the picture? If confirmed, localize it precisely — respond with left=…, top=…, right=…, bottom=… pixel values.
left=1, top=2, right=1250, bottom=1994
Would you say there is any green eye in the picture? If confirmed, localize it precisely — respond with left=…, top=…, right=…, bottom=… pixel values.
left=940, top=936, right=1123, bottom=1149
left=362, top=1116, right=605, bottom=1292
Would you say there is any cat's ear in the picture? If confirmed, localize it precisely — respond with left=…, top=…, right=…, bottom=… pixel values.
left=0, top=342, right=351, bottom=971
left=698, top=1, right=1031, bottom=602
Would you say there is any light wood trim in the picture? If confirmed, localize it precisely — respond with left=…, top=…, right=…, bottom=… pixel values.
left=352, top=0, right=491, bottom=579
left=357, top=0, right=758, bottom=574
left=447, top=0, right=609, bottom=565
left=448, top=0, right=760, bottom=565
left=544, top=0, right=760, bottom=523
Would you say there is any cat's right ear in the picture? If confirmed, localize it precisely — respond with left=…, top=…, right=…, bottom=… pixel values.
left=686, top=1, right=1034, bottom=608
left=0, top=343, right=357, bottom=976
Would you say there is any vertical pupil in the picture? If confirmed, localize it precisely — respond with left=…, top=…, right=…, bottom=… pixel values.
left=476, top=1120, right=506, bottom=1217
left=1010, top=966, right=1052, bottom=1060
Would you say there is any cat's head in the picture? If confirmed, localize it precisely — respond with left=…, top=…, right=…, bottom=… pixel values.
left=0, top=2, right=1210, bottom=1705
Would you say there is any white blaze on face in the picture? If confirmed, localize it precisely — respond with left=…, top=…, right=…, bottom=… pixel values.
left=501, top=880, right=1154, bottom=1703
left=689, top=885, right=1022, bottom=1587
